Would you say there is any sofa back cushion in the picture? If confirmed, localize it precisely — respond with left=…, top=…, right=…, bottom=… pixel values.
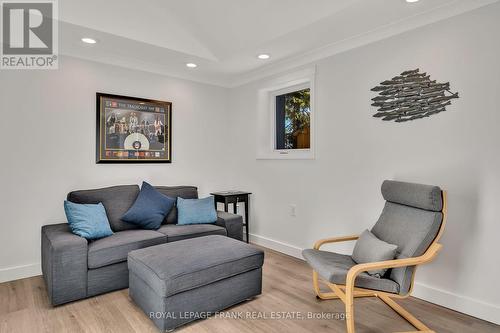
left=155, top=186, right=198, bottom=224
left=67, top=185, right=140, bottom=232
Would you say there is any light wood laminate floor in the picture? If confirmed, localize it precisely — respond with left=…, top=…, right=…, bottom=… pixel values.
left=1, top=247, right=498, bottom=333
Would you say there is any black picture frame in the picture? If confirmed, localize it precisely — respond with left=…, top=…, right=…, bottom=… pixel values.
left=96, top=93, right=172, bottom=163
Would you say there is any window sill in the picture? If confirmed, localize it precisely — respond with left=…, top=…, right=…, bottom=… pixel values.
left=256, top=149, right=315, bottom=160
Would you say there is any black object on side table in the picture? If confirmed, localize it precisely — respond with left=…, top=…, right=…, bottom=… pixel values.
left=211, top=191, right=251, bottom=243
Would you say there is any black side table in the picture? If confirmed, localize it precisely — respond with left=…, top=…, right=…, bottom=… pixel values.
left=211, top=191, right=251, bottom=243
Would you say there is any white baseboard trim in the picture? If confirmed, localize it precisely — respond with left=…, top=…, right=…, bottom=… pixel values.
left=412, top=282, right=500, bottom=325
left=249, top=233, right=303, bottom=259
left=0, top=263, right=41, bottom=284
left=249, top=232, right=500, bottom=325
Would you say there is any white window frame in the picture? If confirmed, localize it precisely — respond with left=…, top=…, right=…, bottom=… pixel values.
left=256, top=67, right=315, bottom=160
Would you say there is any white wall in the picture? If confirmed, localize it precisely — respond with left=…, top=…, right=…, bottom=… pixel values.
left=227, top=3, right=500, bottom=324
left=1, top=2, right=499, bottom=325
left=0, top=56, right=232, bottom=281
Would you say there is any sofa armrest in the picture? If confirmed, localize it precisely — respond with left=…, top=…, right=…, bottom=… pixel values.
left=216, top=211, right=243, bottom=241
left=41, top=223, right=88, bottom=305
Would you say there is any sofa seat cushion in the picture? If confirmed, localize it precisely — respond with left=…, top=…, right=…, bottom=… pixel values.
left=157, top=224, right=226, bottom=242
left=128, top=235, right=264, bottom=297
left=302, top=249, right=400, bottom=294
left=88, top=230, right=167, bottom=269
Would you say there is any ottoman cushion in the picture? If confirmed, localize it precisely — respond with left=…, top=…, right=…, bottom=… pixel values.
left=128, top=235, right=264, bottom=298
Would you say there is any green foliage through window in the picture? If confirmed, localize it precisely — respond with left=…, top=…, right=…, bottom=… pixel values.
left=276, top=88, right=310, bottom=149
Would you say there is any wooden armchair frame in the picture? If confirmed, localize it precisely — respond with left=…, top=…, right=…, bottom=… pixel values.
left=311, top=191, right=447, bottom=333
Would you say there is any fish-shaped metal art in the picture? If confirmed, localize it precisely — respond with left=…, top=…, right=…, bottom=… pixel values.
left=371, top=69, right=459, bottom=122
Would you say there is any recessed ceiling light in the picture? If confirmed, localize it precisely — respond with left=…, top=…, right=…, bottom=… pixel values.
left=81, top=37, right=97, bottom=44
left=257, top=54, right=270, bottom=60
left=186, top=63, right=197, bottom=68
left=406, top=0, right=419, bottom=3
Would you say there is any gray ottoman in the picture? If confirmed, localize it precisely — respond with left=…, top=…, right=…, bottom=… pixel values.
left=128, top=235, right=264, bottom=331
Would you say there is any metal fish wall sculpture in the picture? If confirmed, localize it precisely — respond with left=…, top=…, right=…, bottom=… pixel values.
left=371, top=69, right=459, bottom=122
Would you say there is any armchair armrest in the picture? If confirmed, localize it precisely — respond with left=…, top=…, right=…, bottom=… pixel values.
left=215, top=211, right=243, bottom=240
left=313, top=235, right=359, bottom=250
left=346, top=243, right=443, bottom=294
left=41, top=223, right=88, bottom=305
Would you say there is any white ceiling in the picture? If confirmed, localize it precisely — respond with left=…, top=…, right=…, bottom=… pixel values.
left=58, top=0, right=499, bottom=87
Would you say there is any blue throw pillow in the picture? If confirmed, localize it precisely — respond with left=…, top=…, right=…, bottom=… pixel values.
left=121, top=181, right=175, bottom=230
left=64, top=201, right=113, bottom=240
left=177, top=196, right=218, bottom=225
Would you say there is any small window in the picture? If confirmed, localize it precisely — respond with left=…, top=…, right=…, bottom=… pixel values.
left=275, top=87, right=311, bottom=150
left=256, top=66, right=315, bottom=160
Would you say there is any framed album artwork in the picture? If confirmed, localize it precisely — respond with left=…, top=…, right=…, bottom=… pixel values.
left=96, top=93, right=172, bottom=163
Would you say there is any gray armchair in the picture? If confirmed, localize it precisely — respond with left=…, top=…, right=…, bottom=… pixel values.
left=302, top=180, right=447, bottom=333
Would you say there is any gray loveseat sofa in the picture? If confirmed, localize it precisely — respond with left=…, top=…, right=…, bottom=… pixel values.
left=41, top=185, right=243, bottom=306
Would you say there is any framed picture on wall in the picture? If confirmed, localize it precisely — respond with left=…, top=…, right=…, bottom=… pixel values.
left=96, top=93, right=172, bottom=163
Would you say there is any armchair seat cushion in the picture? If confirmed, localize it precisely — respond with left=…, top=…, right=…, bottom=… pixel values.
left=302, top=249, right=400, bottom=294
left=157, top=224, right=226, bottom=242
left=88, top=230, right=167, bottom=269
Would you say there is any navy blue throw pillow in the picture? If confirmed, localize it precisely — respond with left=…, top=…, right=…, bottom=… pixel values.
left=122, top=182, right=175, bottom=230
